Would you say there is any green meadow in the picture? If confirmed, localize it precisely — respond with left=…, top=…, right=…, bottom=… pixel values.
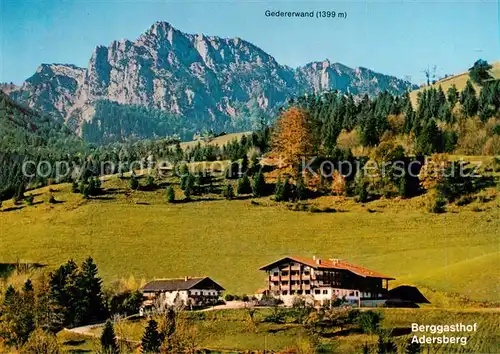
left=76, top=308, right=499, bottom=353
left=1, top=174, right=498, bottom=305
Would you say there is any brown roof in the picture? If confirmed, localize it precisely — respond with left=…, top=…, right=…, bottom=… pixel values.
left=142, top=277, right=225, bottom=292
left=259, top=256, right=395, bottom=280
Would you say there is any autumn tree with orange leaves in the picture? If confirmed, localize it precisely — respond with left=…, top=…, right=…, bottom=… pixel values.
left=271, top=106, right=314, bottom=167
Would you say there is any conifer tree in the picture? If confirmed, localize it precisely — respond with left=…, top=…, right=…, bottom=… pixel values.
left=252, top=170, right=266, bottom=197
left=129, top=176, right=139, bottom=190
left=101, top=319, right=120, bottom=354
left=295, top=173, right=307, bottom=201
left=183, top=174, right=194, bottom=200
left=141, top=319, right=161, bottom=353
left=274, top=176, right=284, bottom=201
left=405, top=340, right=421, bottom=354
left=282, top=176, right=291, bottom=201
left=237, top=174, right=252, bottom=195
left=222, top=184, right=235, bottom=200
left=446, top=84, right=459, bottom=108
left=460, top=80, right=479, bottom=117
left=166, top=185, right=175, bottom=203
left=80, top=257, right=108, bottom=323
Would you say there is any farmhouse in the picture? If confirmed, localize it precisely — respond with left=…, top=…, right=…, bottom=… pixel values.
left=259, top=256, right=395, bottom=306
left=140, top=276, right=224, bottom=313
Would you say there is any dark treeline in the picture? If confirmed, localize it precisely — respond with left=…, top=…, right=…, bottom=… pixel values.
left=0, top=257, right=142, bottom=351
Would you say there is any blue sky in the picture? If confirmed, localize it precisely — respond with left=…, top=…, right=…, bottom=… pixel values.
left=1, top=0, right=499, bottom=85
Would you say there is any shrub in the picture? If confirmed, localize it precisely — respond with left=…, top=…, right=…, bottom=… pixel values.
left=224, top=294, right=235, bottom=302
left=145, top=175, right=155, bottom=189
left=25, top=195, right=34, bottom=205
left=428, top=190, right=446, bottom=213
left=456, top=195, right=473, bottom=206
left=356, top=310, right=383, bottom=334
left=21, top=328, right=61, bottom=354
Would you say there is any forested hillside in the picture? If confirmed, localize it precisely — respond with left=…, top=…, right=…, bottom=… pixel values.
left=0, top=92, right=88, bottom=198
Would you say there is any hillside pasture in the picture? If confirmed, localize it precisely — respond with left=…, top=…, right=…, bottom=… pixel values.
left=0, top=173, right=498, bottom=305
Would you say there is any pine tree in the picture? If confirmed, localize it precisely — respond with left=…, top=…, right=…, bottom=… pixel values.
left=183, top=175, right=194, bottom=200
left=252, top=170, right=266, bottom=197
left=460, top=80, right=479, bottom=117
left=4, top=284, right=16, bottom=305
left=282, top=176, right=291, bottom=201
left=398, top=172, right=409, bottom=198
left=446, top=84, right=459, bottom=108
left=141, top=319, right=161, bottom=353
left=405, top=340, right=421, bottom=354
left=23, top=279, right=34, bottom=292
left=376, top=336, right=386, bottom=354
left=166, top=185, right=175, bottom=203
left=71, top=180, right=79, bottom=193
left=469, top=59, right=493, bottom=85
left=101, top=319, right=120, bottom=354
left=240, top=153, right=249, bottom=176
left=237, top=174, right=252, bottom=195
left=222, top=184, right=235, bottom=200
left=129, top=176, right=139, bottom=190
left=80, top=257, right=107, bottom=323
left=274, top=176, right=284, bottom=201
left=295, top=173, right=307, bottom=201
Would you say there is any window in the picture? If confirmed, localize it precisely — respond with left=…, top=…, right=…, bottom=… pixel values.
left=303, top=280, right=310, bottom=285
left=322, top=290, right=328, bottom=295
left=282, top=281, right=288, bottom=286
left=303, top=271, right=310, bottom=276
left=305, top=290, right=310, bottom=295
left=273, top=272, right=279, bottom=277
left=282, top=271, right=289, bottom=276
left=314, top=289, right=321, bottom=295
left=282, top=290, right=288, bottom=295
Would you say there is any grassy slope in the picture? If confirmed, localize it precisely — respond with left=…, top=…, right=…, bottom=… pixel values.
left=87, top=308, right=500, bottom=353
left=179, top=132, right=250, bottom=150
left=0, top=176, right=498, bottom=304
left=409, top=61, right=500, bottom=107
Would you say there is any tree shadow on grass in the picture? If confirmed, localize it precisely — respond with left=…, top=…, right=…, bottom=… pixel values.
left=63, top=340, right=86, bottom=346
left=1, top=206, right=25, bottom=212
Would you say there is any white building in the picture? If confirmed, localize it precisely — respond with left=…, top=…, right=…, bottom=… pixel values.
left=140, top=276, right=224, bottom=314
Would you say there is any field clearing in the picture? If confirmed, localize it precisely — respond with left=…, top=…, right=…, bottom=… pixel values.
left=180, top=132, right=250, bottom=150
left=0, top=175, right=498, bottom=305
left=409, top=61, right=500, bottom=107
left=85, top=308, right=500, bottom=353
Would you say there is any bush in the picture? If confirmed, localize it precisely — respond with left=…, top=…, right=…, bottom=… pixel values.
left=429, top=196, right=446, bottom=213
left=25, top=195, right=34, bottom=205
left=456, top=195, right=473, bottom=206
left=224, top=294, right=235, bottom=301
left=356, top=310, right=383, bottom=334
left=21, top=328, right=61, bottom=354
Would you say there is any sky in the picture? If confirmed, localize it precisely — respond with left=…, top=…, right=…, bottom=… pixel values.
left=1, top=0, right=499, bottom=85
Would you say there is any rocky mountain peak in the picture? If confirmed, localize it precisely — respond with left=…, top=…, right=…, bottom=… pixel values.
left=6, top=21, right=416, bottom=142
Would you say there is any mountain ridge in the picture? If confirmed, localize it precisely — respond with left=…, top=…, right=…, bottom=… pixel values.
left=6, top=21, right=417, bottom=142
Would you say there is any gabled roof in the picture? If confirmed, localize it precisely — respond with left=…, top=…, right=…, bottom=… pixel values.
left=142, top=277, right=225, bottom=292
left=259, top=256, right=395, bottom=280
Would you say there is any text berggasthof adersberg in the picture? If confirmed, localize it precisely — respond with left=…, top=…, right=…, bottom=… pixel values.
left=411, top=323, right=477, bottom=346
